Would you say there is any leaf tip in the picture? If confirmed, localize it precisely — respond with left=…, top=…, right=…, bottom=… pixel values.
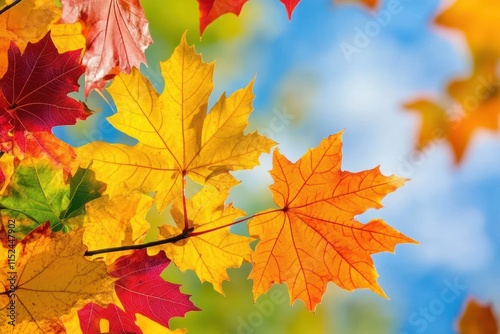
left=180, top=31, right=189, bottom=46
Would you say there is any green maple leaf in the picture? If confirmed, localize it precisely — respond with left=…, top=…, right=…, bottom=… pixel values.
left=0, top=159, right=105, bottom=234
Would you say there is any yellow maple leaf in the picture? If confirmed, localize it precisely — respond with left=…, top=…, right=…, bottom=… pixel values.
left=0, top=0, right=84, bottom=77
left=154, top=187, right=253, bottom=294
left=77, top=35, right=275, bottom=211
left=0, top=223, right=114, bottom=333
left=249, top=133, right=416, bottom=311
left=83, top=192, right=153, bottom=265
left=403, top=99, right=447, bottom=151
left=436, top=0, right=500, bottom=58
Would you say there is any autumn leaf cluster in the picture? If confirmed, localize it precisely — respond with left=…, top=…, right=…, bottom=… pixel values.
left=0, top=0, right=415, bottom=333
left=406, top=0, right=500, bottom=163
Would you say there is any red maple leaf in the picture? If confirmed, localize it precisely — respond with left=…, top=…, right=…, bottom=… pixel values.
left=108, top=250, right=200, bottom=328
left=197, top=0, right=248, bottom=34
left=0, top=32, right=90, bottom=154
left=61, top=0, right=153, bottom=95
left=78, top=303, right=143, bottom=334
left=280, top=0, right=301, bottom=18
left=197, top=0, right=303, bottom=34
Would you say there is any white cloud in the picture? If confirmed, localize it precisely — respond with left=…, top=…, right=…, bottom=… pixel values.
left=411, top=207, right=493, bottom=271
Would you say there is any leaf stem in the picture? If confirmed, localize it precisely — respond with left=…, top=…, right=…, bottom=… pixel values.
left=181, top=174, right=189, bottom=231
left=189, top=209, right=283, bottom=237
left=84, top=208, right=283, bottom=256
left=0, top=0, right=23, bottom=15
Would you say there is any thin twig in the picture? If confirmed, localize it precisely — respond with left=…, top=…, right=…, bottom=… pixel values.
left=84, top=208, right=282, bottom=257
left=84, top=227, right=194, bottom=257
left=0, top=0, right=23, bottom=15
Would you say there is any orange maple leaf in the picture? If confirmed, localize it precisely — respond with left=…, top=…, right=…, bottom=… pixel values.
left=458, top=298, right=498, bottom=334
left=405, top=59, right=500, bottom=163
left=436, top=0, right=500, bottom=58
left=249, top=132, right=416, bottom=311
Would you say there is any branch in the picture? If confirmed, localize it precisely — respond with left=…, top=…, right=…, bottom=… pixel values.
left=0, top=0, right=23, bottom=15
left=83, top=209, right=283, bottom=257
left=84, top=227, right=194, bottom=257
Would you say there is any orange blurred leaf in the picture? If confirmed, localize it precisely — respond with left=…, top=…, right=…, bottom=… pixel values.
left=406, top=0, right=500, bottom=163
left=458, top=298, right=499, bottom=334
left=405, top=60, right=500, bottom=163
left=436, top=0, right=500, bottom=58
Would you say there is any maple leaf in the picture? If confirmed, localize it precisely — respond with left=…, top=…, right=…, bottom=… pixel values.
left=0, top=223, right=114, bottom=332
left=63, top=303, right=188, bottom=334
left=0, top=158, right=105, bottom=234
left=279, top=0, right=302, bottom=18
left=436, top=0, right=500, bottom=58
left=197, top=0, right=248, bottom=34
left=77, top=303, right=143, bottom=334
left=0, top=32, right=91, bottom=157
left=0, top=0, right=85, bottom=78
left=83, top=192, right=153, bottom=265
left=155, top=187, right=253, bottom=294
left=62, top=165, right=107, bottom=220
left=405, top=60, right=500, bottom=163
left=64, top=304, right=187, bottom=334
left=196, top=0, right=305, bottom=34
left=60, top=0, right=153, bottom=95
left=248, top=133, right=416, bottom=311
left=458, top=298, right=498, bottom=334
left=108, top=249, right=200, bottom=329
left=76, top=35, right=275, bottom=212
left=405, top=0, right=500, bottom=163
